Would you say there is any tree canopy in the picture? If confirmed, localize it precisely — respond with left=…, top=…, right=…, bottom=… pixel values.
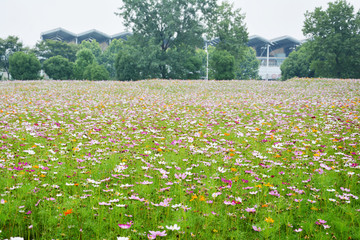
left=43, top=55, right=74, bottom=80
left=116, top=0, right=217, bottom=79
left=281, top=43, right=314, bottom=80
left=73, top=49, right=96, bottom=80
left=303, top=0, right=360, bottom=78
left=210, top=49, right=235, bottom=80
left=209, top=1, right=248, bottom=59
left=33, top=40, right=79, bottom=63
left=0, top=36, right=23, bottom=78
left=9, top=52, right=41, bottom=80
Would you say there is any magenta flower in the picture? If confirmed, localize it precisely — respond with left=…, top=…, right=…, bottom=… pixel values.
left=318, top=219, right=327, bottom=224
left=118, top=223, right=132, bottom=229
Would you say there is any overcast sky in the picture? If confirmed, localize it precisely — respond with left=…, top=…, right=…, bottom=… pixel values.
left=1, top=0, right=360, bottom=47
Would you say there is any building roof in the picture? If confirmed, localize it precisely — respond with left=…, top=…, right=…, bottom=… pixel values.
left=41, top=28, right=77, bottom=42
left=270, top=35, right=300, bottom=50
left=77, top=29, right=111, bottom=43
left=112, top=32, right=132, bottom=41
left=247, top=35, right=271, bottom=48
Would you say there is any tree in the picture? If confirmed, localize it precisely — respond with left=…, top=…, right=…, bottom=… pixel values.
left=43, top=55, right=74, bottom=80
left=167, top=45, right=202, bottom=79
left=99, top=39, right=124, bottom=79
left=210, top=49, right=235, bottom=80
left=0, top=36, right=23, bottom=78
left=79, top=40, right=102, bottom=61
left=236, top=47, right=260, bottom=80
left=115, top=45, right=142, bottom=81
left=33, top=40, right=79, bottom=63
left=116, top=0, right=217, bottom=79
left=73, top=49, right=96, bottom=79
left=9, top=52, right=41, bottom=80
left=281, top=43, right=314, bottom=80
left=209, top=1, right=248, bottom=59
left=83, top=63, right=110, bottom=80
left=303, top=0, right=360, bottom=78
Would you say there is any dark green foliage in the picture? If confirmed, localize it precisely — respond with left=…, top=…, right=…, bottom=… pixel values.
left=303, top=0, right=360, bottom=78
left=79, top=41, right=103, bottom=60
left=0, top=36, right=23, bottom=78
left=167, top=46, right=202, bottom=79
left=33, top=40, right=79, bottom=63
left=73, top=49, right=96, bottom=80
left=115, top=46, right=142, bottom=81
left=43, top=56, right=74, bottom=80
left=99, top=39, right=124, bottom=79
left=210, top=49, right=235, bottom=80
left=83, top=63, right=110, bottom=80
left=281, top=43, right=314, bottom=80
left=9, top=52, right=41, bottom=80
left=236, top=47, right=260, bottom=80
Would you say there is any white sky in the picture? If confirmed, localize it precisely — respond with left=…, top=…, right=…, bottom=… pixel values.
left=1, top=0, right=360, bottom=47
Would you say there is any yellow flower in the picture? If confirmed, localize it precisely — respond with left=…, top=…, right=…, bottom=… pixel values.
left=199, top=195, right=206, bottom=201
left=265, top=217, right=274, bottom=223
left=263, top=183, right=273, bottom=187
left=190, top=195, right=198, bottom=201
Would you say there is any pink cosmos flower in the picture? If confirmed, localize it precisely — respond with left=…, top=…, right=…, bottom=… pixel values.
left=252, top=226, right=261, bottom=232
left=318, top=219, right=327, bottom=224
left=294, top=228, right=302, bottom=232
left=148, top=230, right=167, bottom=239
left=245, top=207, right=256, bottom=213
left=118, top=222, right=133, bottom=229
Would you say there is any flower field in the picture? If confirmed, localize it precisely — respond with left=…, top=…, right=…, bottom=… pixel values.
left=0, top=79, right=359, bottom=240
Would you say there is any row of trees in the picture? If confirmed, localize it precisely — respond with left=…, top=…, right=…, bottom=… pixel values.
left=0, top=37, right=121, bottom=80
left=281, top=0, right=360, bottom=79
left=1, top=0, right=260, bottom=81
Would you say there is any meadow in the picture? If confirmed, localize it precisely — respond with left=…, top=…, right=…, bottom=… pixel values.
left=0, top=79, right=359, bottom=240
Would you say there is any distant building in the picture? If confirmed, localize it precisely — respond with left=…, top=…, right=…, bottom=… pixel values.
left=40, top=28, right=131, bottom=50
left=41, top=28, right=302, bottom=80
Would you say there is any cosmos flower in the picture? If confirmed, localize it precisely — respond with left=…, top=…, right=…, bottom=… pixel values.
left=252, top=226, right=261, bottom=232
left=165, top=224, right=180, bottom=231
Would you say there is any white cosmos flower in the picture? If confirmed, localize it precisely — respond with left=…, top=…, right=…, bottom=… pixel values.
left=217, top=167, right=226, bottom=173
left=24, top=150, right=35, bottom=155
left=117, top=237, right=129, bottom=240
left=166, top=224, right=180, bottom=231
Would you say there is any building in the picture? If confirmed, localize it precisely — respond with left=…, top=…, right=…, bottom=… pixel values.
left=41, top=28, right=301, bottom=80
left=41, top=28, right=132, bottom=50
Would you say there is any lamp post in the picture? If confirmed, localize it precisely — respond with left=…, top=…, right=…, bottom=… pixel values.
left=205, top=40, right=209, bottom=81
left=266, top=44, right=270, bottom=81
